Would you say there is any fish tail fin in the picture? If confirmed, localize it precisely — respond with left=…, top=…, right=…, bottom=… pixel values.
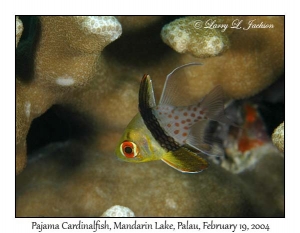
left=200, top=85, right=235, bottom=125
left=186, top=119, right=225, bottom=157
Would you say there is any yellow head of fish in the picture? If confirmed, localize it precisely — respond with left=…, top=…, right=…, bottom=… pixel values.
left=115, top=113, right=165, bottom=163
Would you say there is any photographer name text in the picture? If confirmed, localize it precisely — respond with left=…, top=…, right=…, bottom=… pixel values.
left=194, top=19, right=274, bottom=32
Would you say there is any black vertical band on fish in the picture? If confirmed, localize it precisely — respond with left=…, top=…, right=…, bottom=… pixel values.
left=139, top=75, right=180, bottom=151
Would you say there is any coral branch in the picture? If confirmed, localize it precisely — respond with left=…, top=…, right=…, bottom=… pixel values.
left=16, top=16, right=23, bottom=47
left=16, top=16, right=122, bottom=174
left=161, top=16, right=232, bottom=58
left=272, top=122, right=284, bottom=154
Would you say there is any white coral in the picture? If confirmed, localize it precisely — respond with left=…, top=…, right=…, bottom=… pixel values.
left=16, top=16, right=23, bottom=47
left=162, top=27, right=190, bottom=53
left=201, top=35, right=224, bottom=56
left=272, top=122, right=284, bottom=154
left=161, top=17, right=229, bottom=58
left=76, top=16, right=122, bottom=42
left=101, top=205, right=135, bottom=217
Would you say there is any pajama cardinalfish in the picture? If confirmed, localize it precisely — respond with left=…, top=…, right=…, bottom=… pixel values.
left=115, top=63, right=232, bottom=173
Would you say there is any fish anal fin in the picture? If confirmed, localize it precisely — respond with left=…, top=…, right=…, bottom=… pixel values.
left=186, top=120, right=225, bottom=157
left=161, top=147, right=208, bottom=173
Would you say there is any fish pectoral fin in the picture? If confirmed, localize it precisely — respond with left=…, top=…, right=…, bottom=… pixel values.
left=161, top=147, right=208, bottom=173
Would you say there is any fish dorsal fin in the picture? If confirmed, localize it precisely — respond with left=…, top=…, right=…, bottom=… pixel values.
left=159, top=63, right=202, bottom=106
left=161, top=147, right=208, bottom=173
left=139, top=74, right=156, bottom=110
left=186, top=120, right=225, bottom=157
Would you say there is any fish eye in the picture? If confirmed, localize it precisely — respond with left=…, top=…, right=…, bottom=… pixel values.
left=120, top=141, right=138, bottom=158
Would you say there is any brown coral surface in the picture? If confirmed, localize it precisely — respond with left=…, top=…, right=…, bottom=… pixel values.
left=16, top=139, right=283, bottom=217
left=16, top=16, right=284, bottom=217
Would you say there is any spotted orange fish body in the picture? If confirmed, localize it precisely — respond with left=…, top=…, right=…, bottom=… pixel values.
left=115, top=63, right=232, bottom=173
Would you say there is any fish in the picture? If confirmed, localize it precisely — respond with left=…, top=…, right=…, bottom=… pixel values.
left=115, top=63, right=233, bottom=173
left=237, top=103, right=270, bottom=153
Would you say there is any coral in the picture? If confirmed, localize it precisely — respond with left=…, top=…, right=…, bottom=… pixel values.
left=161, top=16, right=232, bottom=57
left=101, top=205, right=135, bottom=217
left=16, top=16, right=23, bottom=47
left=16, top=16, right=121, bottom=174
left=16, top=16, right=284, bottom=217
left=272, top=122, right=284, bottom=154
left=34, top=16, right=121, bottom=86
left=16, top=140, right=283, bottom=217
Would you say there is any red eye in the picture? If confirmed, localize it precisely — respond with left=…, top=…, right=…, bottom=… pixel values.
left=120, top=141, right=138, bottom=158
